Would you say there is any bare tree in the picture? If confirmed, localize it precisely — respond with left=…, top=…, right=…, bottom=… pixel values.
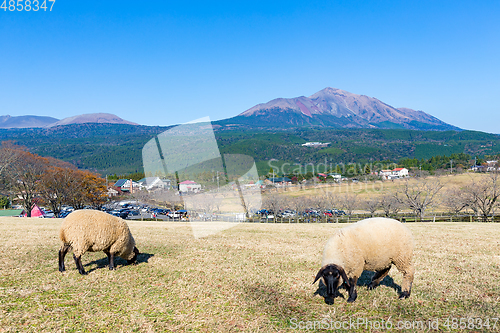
left=0, top=142, right=21, bottom=192
left=338, top=192, right=358, bottom=216
left=289, top=196, right=311, bottom=217
left=442, top=186, right=470, bottom=215
left=362, top=198, right=380, bottom=217
left=262, top=193, right=286, bottom=214
left=39, top=166, right=74, bottom=216
left=396, top=179, right=443, bottom=219
left=322, top=190, right=339, bottom=210
left=379, top=195, right=403, bottom=217
left=462, top=173, right=500, bottom=221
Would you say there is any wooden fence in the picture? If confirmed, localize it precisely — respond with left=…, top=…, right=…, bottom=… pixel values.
left=243, top=214, right=500, bottom=224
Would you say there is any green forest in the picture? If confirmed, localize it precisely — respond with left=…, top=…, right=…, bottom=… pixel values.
left=1, top=124, right=499, bottom=177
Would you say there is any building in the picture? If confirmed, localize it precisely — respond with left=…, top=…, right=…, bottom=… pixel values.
left=379, top=168, right=409, bottom=179
left=392, top=168, right=409, bottom=178
left=138, top=177, right=171, bottom=191
left=266, top=177, right=292, bottom=186
left=328, top=173, right=342, bottom=181
left=113, top=179, right=141, bottom=193
left=178, top=180, right=201, bottom=193
left=379, top=170, right=392, bottom=179
left=301, top=142, right=330, bottom=147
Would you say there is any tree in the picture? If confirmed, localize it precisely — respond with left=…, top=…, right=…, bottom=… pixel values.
left=338, top=193, right=358, bottom=216
left=289, top=196, right=311, bottom=218
left=0, top=196, right=10, bottom=209
left=38, top=166, right=74, bottom=216
left=262, top=193, right=286, bottom=215
left=462, top=173, right=500, bottom=221
left=362, top=198, right=380, bottom=217
left=442, top=186, right=470, bottom=215
left=0, top=142, right=21, bottom=192
left=81, top=171, right=107, bottom=209
left=64, top=170, right=107, bottom=210
left=395, top=179, right=443, bottom=219
left=379, top=195, right=403, bottom=217
left=3, top=149, right=49, bottom=216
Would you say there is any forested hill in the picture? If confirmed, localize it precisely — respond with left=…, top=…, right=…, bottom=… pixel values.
left=0, top=124, right=170, bottom=175
left=1, top=124, right=499, bottom=176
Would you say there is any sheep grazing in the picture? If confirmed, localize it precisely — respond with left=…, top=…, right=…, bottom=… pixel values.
left=314, top=217, right=414, bottom=303
left=58, top=209, right=140, bottom=275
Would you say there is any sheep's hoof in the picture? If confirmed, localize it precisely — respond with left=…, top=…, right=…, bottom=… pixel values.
left=368, top=282, right=378, bottom=290
left=399, top=291, right=410, bottom=299
left=347, top=293, right=357, bottom=303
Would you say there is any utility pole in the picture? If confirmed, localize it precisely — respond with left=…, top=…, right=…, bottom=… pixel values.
left=450, top=159, right=453, bottom=174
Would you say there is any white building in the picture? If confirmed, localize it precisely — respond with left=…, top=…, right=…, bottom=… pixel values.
left=179, top=180, right=201, bottom=193
left=379, top=170, right=392, bottom=179
left=392, top=168, right=409, bottom=178
left=301, top=142, right=330, bottom=147
left=138, top=177, right=171, bottom=191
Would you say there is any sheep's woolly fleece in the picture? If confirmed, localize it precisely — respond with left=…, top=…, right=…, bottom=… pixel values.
left=322, top=217, right=414, bottom=292
left=59, top=210, right=136, bottom=260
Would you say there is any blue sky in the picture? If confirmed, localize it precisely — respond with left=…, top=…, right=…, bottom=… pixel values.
left=1, top=1, right=499, bottom=133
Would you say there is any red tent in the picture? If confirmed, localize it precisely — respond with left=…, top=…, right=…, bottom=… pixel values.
left=20, top=204, right=46, bottom=218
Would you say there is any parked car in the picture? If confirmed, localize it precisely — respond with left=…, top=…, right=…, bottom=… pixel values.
left=279, top=210, right=296, bottom=218
left=167, top=211, right=181, bottom=219
left=109, top=209, right=130, bottom=219
left=42, top=209, right=55, bottom=218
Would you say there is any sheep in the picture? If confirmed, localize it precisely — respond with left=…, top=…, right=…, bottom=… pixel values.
left=313, top=217, right=414, bottom=303
left=58, top=209, right=140, bottom=275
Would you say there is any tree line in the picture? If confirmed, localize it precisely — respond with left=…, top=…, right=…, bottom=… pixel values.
left=0, top=142, right=107, bottom=216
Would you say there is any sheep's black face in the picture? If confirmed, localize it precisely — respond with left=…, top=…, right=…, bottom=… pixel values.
left=127, top=247, right=140, bottom=265
left=314, top=264, right=349, bottom=300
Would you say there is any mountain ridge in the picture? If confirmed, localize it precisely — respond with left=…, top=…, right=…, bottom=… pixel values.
left=217, top=87, right=459, bottom=131
left=0, top=113, right=138, bottom=128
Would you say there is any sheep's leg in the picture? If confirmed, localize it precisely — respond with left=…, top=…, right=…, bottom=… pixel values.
left=346, top=277, right=358, bottom=303
left=368, top=267, right=391, bottom=290
left=73, top=254, right=87, bottom=275
left=58, top=244, right=71, bottom=272
left=108, top=252, right=116, bottom=270
left=104, top=250, right=116, bottom=270
left=399, top=265, right=414, bottom=299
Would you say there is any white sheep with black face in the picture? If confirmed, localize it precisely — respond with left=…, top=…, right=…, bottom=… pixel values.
left=58, top=210, right=139, bottom=275
left=314, top=217, right=415, bottom=303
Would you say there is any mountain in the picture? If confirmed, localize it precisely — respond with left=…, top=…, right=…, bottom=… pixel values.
left=216, top=87, right=460, bottom=131
left=0, top=113, right=138, bottom=128
left=0, top=115, right=59, bottom=128
left=48, top=113, right=138, bottom=127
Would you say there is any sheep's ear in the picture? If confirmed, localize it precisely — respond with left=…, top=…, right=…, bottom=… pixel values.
left=313, top=266, right=325, bottom=284
left=338, top=266, right=350, bottom=288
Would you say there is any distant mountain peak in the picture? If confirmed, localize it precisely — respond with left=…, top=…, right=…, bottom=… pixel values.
left=221, top=87, right=459, bottom=131
left=0, top=115, right=60, bottom=128
left=0, top=113, right=138, bottom=129
left=48, top=113, right=138, bottom=127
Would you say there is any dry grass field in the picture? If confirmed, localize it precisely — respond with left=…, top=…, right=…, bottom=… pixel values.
left=1, top=217, right=499, bottom=332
